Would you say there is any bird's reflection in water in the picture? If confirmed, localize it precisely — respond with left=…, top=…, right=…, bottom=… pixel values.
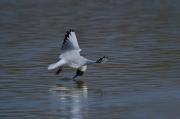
left=73, top=80, right=86, bottom=88
left=49, top=80, right=88, bottom=119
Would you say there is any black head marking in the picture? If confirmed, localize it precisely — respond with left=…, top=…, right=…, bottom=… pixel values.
left=73, top=69, right=84, bottom=80
left=76, top=69, right=84, bottom=76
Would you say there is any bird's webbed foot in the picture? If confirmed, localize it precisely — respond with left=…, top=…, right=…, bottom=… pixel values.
left=55, top=65, right=63, bottom=75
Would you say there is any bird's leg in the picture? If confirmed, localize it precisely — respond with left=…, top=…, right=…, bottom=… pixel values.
left=55, top=65, right=63, bottom=75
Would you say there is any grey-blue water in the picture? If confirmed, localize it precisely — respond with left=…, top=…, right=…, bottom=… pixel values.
left=0, top=0, right=180, bottom=119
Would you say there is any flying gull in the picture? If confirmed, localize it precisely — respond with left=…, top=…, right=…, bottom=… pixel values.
left=47, top=29, right=108, bottom=80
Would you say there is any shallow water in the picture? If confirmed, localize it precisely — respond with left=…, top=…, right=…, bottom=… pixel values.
left=0, top=0, right=180, bottom=119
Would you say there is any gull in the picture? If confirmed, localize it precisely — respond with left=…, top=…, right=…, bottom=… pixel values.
left=47, top=29, right=108, bottom=80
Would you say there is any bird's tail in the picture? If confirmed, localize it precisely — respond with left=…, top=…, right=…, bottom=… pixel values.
left=47, top=59, right=67, bottom=70
left=96, top=56, right=108, bottom=64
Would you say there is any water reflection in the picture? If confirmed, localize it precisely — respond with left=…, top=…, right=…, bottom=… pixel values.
left=1, top=0, right=180, bottom=118
left=49, top=81, right=88, bottom=119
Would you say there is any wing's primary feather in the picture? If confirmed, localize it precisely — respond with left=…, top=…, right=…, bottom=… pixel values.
left=60, top=30, right=81, bottom=58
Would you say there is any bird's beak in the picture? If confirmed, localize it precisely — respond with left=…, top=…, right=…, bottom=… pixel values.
left=73, top=75, right=77, bottom=80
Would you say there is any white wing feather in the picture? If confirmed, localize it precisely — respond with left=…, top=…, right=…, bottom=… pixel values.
left=60, top=30, right=81, bottom=59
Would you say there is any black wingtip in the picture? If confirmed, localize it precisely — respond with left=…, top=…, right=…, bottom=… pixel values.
left=62, top=29, right=75, bottom=47
left=63, top=31, right=70, bottom=45
left=70, top=29, right=74, bottom=32
left=95, top=56, right=108, bottom=63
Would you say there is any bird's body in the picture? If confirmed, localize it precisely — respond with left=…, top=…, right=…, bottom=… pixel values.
left=48, top=29, right=108, bottom=80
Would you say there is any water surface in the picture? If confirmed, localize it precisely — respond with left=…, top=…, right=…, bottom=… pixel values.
left=0, top=0, right=180, bottom=119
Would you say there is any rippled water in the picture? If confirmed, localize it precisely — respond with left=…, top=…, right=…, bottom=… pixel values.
left=1, top=0, right=180, bottom=119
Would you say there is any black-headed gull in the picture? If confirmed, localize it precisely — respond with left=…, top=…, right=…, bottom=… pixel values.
left=48, top=29, right=108, bottom=80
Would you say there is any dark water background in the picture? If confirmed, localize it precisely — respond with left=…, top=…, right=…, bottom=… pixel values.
left=0, top=0, right=180, bottom=119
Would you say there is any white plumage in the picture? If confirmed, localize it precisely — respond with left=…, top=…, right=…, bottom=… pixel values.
left=47, top=29, right=108, bottom=79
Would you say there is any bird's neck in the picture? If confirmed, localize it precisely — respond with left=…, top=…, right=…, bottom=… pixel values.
left=79, top=66, right=87, bottom=71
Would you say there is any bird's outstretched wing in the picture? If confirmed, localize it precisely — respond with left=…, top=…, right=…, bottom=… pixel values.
left=60, top=29, right=81, bottom=59
left=86, top=56, right=108, bottom=65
